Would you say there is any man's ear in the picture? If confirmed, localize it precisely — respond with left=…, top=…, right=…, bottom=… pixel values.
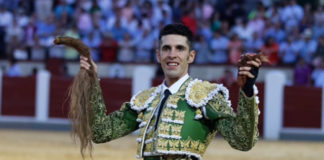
left=156, top=49, right=161, bottom=63
left=188, top=50, right=196, bottom=64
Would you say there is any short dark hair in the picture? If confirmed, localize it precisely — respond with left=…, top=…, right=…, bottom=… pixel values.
left=159, top=23, right=194, bottom=50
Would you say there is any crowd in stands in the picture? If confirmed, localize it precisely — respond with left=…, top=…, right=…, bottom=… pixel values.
left=1, top=0, right=324, bottom=86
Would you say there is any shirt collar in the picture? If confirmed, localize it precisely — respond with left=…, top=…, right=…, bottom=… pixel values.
left=161, top=74, right=189, bottom=95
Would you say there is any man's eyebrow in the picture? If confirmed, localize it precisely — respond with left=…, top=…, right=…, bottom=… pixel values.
left=161, top=44, right=171, bottom=48
left=175, top=44, right=185, bottom=48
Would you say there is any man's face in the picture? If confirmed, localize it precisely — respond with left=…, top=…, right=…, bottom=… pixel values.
left=157, top=34, right=196, bottom=83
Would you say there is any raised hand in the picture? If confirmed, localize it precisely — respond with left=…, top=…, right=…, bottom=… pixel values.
left=80, top=55, right=98, bottom=74
left=237, top=53, right=266, bottom=96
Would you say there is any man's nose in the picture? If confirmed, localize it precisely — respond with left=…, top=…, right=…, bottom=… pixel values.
left=168, top=48, right=177, bottom=57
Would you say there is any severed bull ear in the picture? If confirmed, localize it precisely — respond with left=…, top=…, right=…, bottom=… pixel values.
left=237, top=52, right=268, bottom=87
left=54, top=36, right=96, bottom=159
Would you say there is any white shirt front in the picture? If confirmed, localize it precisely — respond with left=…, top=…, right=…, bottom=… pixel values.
left=153, top=74, right=190, bottom=120
left=161, top=74, right=190, bottom=96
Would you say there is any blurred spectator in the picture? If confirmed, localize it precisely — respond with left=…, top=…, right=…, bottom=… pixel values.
left=15, top=9, right=29, bottom=27
left=228, top=34, right=243, bottom=64
left=281, top=0, right=304, bottom=32
left=299, top=29, right=317, bottom=64
left=210, top=11, right=221, bottom=32
left=294, top=58, right=312, bottom=85
left=35, top=0, right=53, bottom=21
left=266, top=3, right=281, bottom=24
left=100, top=33, right=118, bottom=62
left=248, top=1, right=266, bottom=20
left=121, top=0, right=133, bottom=21
left=312, top=20, right=324, bottom=40
left=0, top=5, right=13, bottom=28
left=218, top=69, right=236, bottom=87
left=135, top=29, right=154, bottom=63
left=248, top=14, right=265, bottom=37
left=245, top=32, right=263, bottom=53
left=312, top=36, right=324, bottom=67
left=265, top=22, right=286, bottom=43
left=261, top=36, right=280, bottom=65
left=31, top=36, right=46, bottom=60
left=6, top=58, right=21, bottom=77
left=54, top=0, right=74, bottom=20
left=220, top=20, right=230, bottom=36
left=13, top=42, right=28, bottom=60
left=118, top=32, right=135, bottom=62
left=300, top=3, right=314, bottom=31
left=193, top=35, right=210, bottom=64
left=82, top=31, right=102, bottom=62
left=80, top=0, right=92, bottom=11
left=312, top=59, right=324, bottom=87
left=197, top=21, right=213, bottom=42
left=111, top=18, right=127, bottom=42
left=6, top=19, right=23, bottom=42
left=181, top=10, right=197, bottom=35
left=77, top=8, right=93, bottom=35
left=231, top=18, right=253, bottom=41
left=279, top=36, right=299, bottom=65
left=314, top=5, right=324, bottom=25
left=90, top=0, right=101, bottom=15
left=209, top=31, right=229, bottom=64
left=6, top=35, right=20, bottom=59
left=201, top=0, right=214, bottom=20
left=24, top=19, right=37, bottom=58
left=36, top=15, right=56, bottom=47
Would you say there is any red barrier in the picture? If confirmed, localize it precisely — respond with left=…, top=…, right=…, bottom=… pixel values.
left=100, top=78, right=132, bottom=114
left=1, top=76, right=36, bottom=116
left=283, top=86, right=322, bottom=128
left=49, top=76, right=72, bottom=118
left=48, top=77, right=132, bottom=118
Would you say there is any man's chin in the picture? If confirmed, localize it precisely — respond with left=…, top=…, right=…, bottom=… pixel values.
left=164, top=72, right=183, bottom=79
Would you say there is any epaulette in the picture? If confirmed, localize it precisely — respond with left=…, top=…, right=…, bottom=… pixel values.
left=130, top=85, right=162, bottom=112
left=185, top=79, right=232, bottom=109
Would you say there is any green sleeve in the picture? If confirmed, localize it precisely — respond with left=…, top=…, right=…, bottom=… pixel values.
left=89, top=82, right=139, bottom=143
left=206, top=90, right=259, bottom=151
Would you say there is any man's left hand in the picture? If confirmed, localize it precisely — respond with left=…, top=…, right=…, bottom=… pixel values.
left=237, top=54, right=263, bottom=97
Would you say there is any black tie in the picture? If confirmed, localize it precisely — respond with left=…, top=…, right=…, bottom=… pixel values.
left=154, top=89, right=171, bottom=130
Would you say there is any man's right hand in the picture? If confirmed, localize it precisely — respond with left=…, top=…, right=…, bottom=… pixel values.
left=80, top=56, right=98, bottom=74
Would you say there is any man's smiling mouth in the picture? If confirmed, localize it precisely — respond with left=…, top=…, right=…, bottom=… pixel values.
left=167, top=62, right=179, bottom=66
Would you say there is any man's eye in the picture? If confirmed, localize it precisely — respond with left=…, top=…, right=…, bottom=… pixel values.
left=177, top=46, right=184, bottom=51
left=162, top=47, right=170, bottom=51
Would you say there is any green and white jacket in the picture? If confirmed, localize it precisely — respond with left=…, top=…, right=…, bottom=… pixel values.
left=90, top=77, right=260, bottom=160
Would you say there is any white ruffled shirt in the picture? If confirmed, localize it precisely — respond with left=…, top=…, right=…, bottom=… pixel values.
left=154, top=74, right=189, bottom=119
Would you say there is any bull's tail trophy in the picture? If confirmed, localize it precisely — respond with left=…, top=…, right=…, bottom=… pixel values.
left=54, top=36, right=96, bottom=158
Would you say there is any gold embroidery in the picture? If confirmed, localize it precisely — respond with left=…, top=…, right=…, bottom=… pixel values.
left=198, top=143, right=206, bottom=154
left=155, top=138, right=207, bottom=155
left=145, top=142, right=154, bottom=152
left=168, top=95, right=180, bottom=105
left=132, top=87, right=157, bottom=108
left=157, top=138, right=168, bottom=148
left=169, top=140, right=180, bottom=150
left=162, top=107, right=174, bottom=118
left=171, top=125, right=182, bottom=136
left=158, top=122, right=183, bottom=138
left=174, top=110, right=185, bottom=120
left=188, top=81, right=217, bottom=105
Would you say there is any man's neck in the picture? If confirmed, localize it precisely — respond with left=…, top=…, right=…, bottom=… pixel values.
left=164, top=74, right=189, bottom=87
left=165, top=76, right=183, bottom=87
